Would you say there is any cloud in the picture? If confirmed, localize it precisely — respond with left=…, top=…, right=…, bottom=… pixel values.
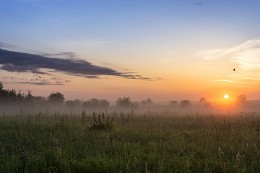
left=210, top=79, right=246, bottom=84
left=0, top=42, right=13, bottom=49
left=3, top=75, right=72, bottom=86
left=40, top=52, right=76, bottom=59
left=18, top=81, right=64, bottom=86
left=242, top=77, right=260, bottom=81
left=0, top=48, right=151, bottom=80
left=198, top=40, right=260, bottom=71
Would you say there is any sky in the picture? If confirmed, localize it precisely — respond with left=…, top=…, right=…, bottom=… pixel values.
left=0, top=0, right=260, bottom=102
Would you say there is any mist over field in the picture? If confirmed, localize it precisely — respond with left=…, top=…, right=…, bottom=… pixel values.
left=1, top=81, right=260, bottom=116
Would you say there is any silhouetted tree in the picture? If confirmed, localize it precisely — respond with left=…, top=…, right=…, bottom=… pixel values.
left=82, top=98, right=99, bottom=108
left=99, top=99, right=109, bottom=108
left=0, top=82, right=18, bottom=104
left=33, top=96, right=46, bottom=105
left=180, top=100, right=191, bottom=108
left=116, top=97, right=134, bottom=108
left=82, top=98, right=109, bottom=108
left=199, top=98, right=207, bottom=104
left=17, top=90, right=24, bottom=102
left=0, top=82, right=8, bottom=100
left=198, top=97, right=211, bottom=108
left=236, top=95, right=247, bottom=105
left=116, top=97, right=138, bottom=108
left=65, top=99, right=81, bottom=109
left=0, top=82, right=46, bottom=107
left=24, top=90, right=33, bottom=104
left=47, top=92, right=65, bottom=105
left=7, top=89, right=17, bottom=102
left=0, top=82, right=3, bottom=91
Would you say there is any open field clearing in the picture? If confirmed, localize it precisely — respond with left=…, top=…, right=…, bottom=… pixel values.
left=0, top=111, right=259, bottom=173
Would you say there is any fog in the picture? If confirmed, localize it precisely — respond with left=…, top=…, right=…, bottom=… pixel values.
left=1, top=82, right=260, bottom=116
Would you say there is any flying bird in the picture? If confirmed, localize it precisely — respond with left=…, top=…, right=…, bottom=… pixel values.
left=233, top=68, right=235, bottom=71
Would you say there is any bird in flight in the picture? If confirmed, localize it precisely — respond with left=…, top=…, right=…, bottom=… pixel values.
left=233, top=68, right=235, bottom=71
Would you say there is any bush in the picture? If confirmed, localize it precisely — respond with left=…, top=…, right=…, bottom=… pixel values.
left=89, top=113, right=113, bottom=131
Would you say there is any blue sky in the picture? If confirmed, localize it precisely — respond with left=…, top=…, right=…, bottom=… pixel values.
left=1, top=0, right=259, bottom=52
left=0, top=0, right=260, bottom=100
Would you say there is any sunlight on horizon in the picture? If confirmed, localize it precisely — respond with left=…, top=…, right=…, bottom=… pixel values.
left=224, top=94, right=229, bottom=99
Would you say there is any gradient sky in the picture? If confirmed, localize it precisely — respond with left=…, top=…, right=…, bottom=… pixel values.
left=0, top=0, right=260, bottom=102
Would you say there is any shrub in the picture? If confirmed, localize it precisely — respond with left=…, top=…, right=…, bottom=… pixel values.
left=89, top=113, right=113, bottom=131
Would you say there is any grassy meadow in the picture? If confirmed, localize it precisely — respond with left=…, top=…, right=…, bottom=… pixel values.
left=0, top=110, right=259, bottom=173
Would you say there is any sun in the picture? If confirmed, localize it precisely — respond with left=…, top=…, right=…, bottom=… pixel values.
left=224, top=94, right=229, bottom=99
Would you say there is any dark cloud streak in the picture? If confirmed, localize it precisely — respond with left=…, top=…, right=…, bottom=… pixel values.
left=0, top=48, right=150, bottom=80
left=17, top=81, right=64, bottom=86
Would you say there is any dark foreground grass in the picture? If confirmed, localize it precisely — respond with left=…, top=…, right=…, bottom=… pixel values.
left=0, top=111, right=259, bottom=173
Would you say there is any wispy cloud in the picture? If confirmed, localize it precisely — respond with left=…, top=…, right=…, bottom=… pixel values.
left=198, top=40, right=260, bottom=71
left=242, top=77, right=260, bottom=81
left=3, top=75, right=71, bottom=86
left=0, top=42, right=14, bottom=49
left=210, top=79, right=246, bottom=84
left=18, top=81, right=64, bottom=86
left=0, top=48, right=151, bottom=80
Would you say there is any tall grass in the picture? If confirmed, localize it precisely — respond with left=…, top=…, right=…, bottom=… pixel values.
left=0, top=111, right=259, bottom=172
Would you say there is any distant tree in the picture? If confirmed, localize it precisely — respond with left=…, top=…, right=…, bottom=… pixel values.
left=33, top=96, right=46, bottom=104
left=116, top=97, right=135, bottom=108
left=0, top=82, right=45, bottom=106
left=132, top=101, right=139, bottom=108
left=169, top=100, right=178, bottom=105
left=199, top=98, right=207, bottom=104
left=99, top=99, right=109, bottom=108
left=0, top=82, right=3, bottom=91
left=0, top=83, right=18, bottom=103
left=0, top=82, right=8, bottom=99
left=82, top=98, right=109, bottom=108
left=24, top=90, right=33, bottom=103
left=82, top=100, right=92, bottom=108
left=6, top=89, right=17, bottom=102
left=141, top=98, right=153, bottom=105
left=17, top=90, right=24, bottom=102
left=90, top=98, right=99, bottom=107
left=47, top=92, right=65, bottom=105
left=65, top=99, right=81, bottom=109
left=198, top=97, right=211, bottom=108
left=82, top=98, right=99, bottom=108
left=180, top=100, right=191, bottom=108
left=236, top=95, right=247, bottom=105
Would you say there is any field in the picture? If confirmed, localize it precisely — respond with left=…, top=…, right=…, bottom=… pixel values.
left=0, top=110, right=259, bottom=173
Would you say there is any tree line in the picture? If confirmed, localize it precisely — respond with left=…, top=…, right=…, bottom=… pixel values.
left=0, top=83, right=151, bottom=109
left=0, top=82, right=247, bottom=109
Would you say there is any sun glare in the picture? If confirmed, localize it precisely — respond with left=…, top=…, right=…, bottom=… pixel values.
left=224, top=94, right=229, bottom=99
